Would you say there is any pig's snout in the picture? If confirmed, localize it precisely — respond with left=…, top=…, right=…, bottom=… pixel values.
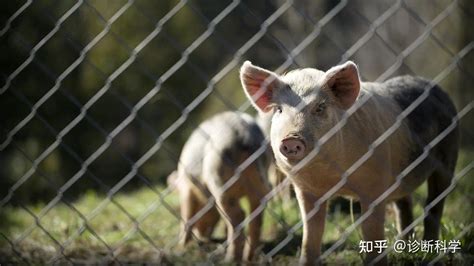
left=279, top=137, right=306, bottom=161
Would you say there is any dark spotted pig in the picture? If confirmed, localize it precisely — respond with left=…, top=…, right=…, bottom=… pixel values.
left=240, top=61, right=459, bottom=265
left=170, top=111, right=272, bottom=262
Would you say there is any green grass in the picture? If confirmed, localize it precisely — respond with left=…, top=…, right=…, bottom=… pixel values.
left=1, top=150, right=473, bottom=265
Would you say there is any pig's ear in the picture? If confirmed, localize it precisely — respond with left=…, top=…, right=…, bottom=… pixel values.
left=324, top=61, right=360, bottom=109
left=240, top=61, right=282, bottom=113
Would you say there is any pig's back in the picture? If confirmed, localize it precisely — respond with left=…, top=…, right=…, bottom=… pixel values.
left=179, top=111, right=265, bottom=178
left=201, top=112, right=265, bottom=162
left=382, top=76, right=458, bottom=147
left=381, top=76, right=459, bottom=184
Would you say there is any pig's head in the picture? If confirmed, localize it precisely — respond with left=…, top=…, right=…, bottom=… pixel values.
left=240, top=61, right=360, bottom=172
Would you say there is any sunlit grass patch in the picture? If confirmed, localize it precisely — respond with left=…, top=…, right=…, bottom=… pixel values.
left=1, top=150, right=473, bottom=264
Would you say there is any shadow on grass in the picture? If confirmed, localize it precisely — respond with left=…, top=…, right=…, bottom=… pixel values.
left=203, top=231, right=345, bottom=257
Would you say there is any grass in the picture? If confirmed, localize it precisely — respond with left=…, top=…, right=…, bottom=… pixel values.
left=1, top=150, right=473, bottom=265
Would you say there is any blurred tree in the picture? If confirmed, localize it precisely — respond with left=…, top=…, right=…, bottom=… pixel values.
left=0, top=0, right=472, bottom=205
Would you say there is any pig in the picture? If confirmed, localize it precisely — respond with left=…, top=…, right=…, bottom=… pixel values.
left=240, top=60, right=459, bottom=265
left=171, top=111, right=272, bottom=262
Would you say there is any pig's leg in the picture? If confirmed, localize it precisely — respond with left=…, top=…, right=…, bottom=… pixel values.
left=203, top=172, right=244, bottom=260
left=423, top=169, right=452, bottom=240
left=244, top=193, right=264, bottom=262
left=294, top=186, right=327, bottom=266
left=216, top=197, right=245, bottom=262
left=180, top=188, right=198, bottom=246
left=203, top=150, right=245, bottom=261
left=360, top=199, right=387, bottom=265
left=394, top=196, right=414, bottom=239
left=194, top=204, right=220, bottom=242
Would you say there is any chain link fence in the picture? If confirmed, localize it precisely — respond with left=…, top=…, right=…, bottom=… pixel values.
left=1, top=0, right=473, bottom=264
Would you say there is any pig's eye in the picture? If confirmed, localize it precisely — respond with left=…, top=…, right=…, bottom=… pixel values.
left=313, top=103, right=326, bottom=114
left=276, top=106, right=283, bottom=113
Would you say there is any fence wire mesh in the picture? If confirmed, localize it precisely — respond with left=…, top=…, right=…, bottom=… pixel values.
left=1, top=0, right=473, bottom=264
